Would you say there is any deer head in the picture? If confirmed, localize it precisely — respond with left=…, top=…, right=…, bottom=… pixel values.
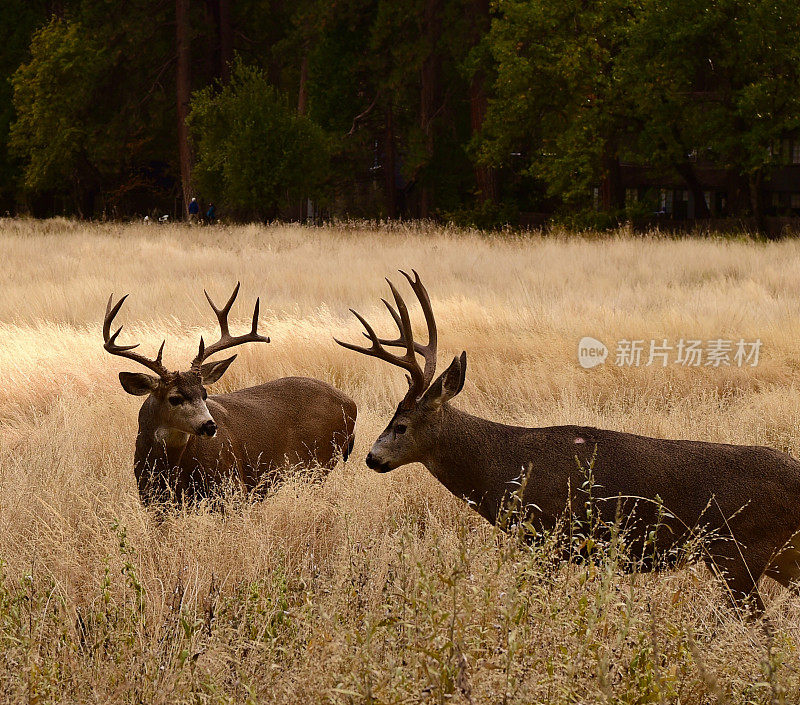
left=336, top=270, right=466, bottom=471
left=104, top=283, right=269, bottom=438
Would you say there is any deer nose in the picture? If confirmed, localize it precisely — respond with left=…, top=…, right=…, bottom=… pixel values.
left=198, top=420, right=217, bottom=437
left=366, top=452, right=389, bottom=472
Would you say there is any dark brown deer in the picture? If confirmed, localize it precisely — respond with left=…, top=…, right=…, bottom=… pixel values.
left=336, top=271, right=800, bottom=613
left=105, top=283, right=356, bottom=505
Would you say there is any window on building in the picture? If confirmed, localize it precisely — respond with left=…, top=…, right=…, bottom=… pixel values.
left=704, top=191, right=711, bottom=210
left=660, top=189, right=673, bottom=213
left=791, top=193, right=800, bottom=209
left=625, top=188, right=638, bottom=205
left=792, top=142, right=800, bottom=164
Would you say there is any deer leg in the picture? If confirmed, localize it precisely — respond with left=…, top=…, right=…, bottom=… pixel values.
left=709, top=566, right=765, bottom=616
left=724, top=572, right=766, bottom=616
left=704, top=550, right=766, bottom=616
left=342, top=434, right=356, bottom=462
left=764, top=530, right=800, bottom=588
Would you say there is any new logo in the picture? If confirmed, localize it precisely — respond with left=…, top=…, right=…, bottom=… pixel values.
left=578, top=337, right=608, bottom=368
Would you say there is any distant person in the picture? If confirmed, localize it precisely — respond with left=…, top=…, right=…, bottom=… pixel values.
left=188, top=197, right=199, bottom=223
left=206, top=203, right=216, bottom=224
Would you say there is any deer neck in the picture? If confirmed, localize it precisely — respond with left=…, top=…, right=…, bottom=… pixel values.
left=131, top=400, right=192, bottom=503
left=421, top=404, right=509, bottom=525
left=154, top=427, right=191, bottom=449
left=136, top=398, right=190, bottom=466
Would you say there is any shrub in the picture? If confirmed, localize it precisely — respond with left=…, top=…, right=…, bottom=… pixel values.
left=188, top=60, right=329, bottom=221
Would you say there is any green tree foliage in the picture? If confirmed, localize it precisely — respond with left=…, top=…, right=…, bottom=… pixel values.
left=622, top=0, right=800, bottom=216
left=481, top=0, right=800, bottom=221
left=301, top=0, right=475, bottom=218
left=3, top=0, right=800, bottom=225
left=0, top=1, right=51, bottom=212
left=482, top=0, right=640, bottom=211
left=10, top=18, right=112, bottom=201
left=188, top=62, right=329, bottom=220
left=9, top=2, right=174, bottom=217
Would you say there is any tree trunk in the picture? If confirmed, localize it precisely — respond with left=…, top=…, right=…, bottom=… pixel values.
left=419, top=0, right=442, bottom=218
left=72, top=177, right=84, bottom=219
left=218, top=0, right=232, bottom=82
left=298, top=54, right=309, bottom=116
left=469, top=83, right=497, bottom=204
left=176, top=0, right=193, bottom=218
left=49, top=1, right=65, bottom=18
left=468, top=0, right=497, bottom=204
left=384, top=103, right=398, bottom=219
left=297, top=53, right=310, bottom=222
left=600, top=143, right=624, bottom=212
left=675, top=162, right=711, bottom=218
left=749, top=169, right=767, bottom=236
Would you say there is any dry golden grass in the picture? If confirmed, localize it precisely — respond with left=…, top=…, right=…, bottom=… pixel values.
left=2, top=217, right=800, bottom=703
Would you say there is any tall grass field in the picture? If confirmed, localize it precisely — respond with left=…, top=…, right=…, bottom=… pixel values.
left=2, top=218, right=800, bottom=703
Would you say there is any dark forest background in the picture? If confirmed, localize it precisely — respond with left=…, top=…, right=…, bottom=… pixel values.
left=2, top=0, right=800, bottom=225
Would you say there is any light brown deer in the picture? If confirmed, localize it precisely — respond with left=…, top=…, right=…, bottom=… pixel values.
left=337, top=271, right=800, bottom=613
left=105, top=283, right=356, bottom=505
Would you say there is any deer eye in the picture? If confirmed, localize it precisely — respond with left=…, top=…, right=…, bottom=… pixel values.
left=168, top=396, right=183, bottom=406
left=395, top=423, right=407, bottom=435
left=201, top=389, right=208, bottom=400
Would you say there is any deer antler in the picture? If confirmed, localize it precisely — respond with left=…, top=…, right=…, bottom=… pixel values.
left=191, top=282, right=270, bottom=370
left=372, top=270, right=438, bottom=389
left=103, top=294, right=169, bottom=378
left=335, top=270, right=438, bottom=405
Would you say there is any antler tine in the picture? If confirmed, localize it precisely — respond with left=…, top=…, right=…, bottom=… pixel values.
left=380, top=297, right=404, bottom=332
left=385, top=278, right=416, bottom=357
left=192, top=284, right=270, bottom=369
left=102, top=293, right=170, bottom=378
left=103, top=293, right=128, bottom=341
left=251, top=297, right=261, bottom=336
left=155, top=340, right=165, bottom=366
left=334, top=306, right=426, bottom=395
left=335, top=274, right=434, bottom=402
left=403, top=269, right=438, bottom=387
left=373, top=269, right=439, bottom=388
left=203, top=280, right=240, bottom=337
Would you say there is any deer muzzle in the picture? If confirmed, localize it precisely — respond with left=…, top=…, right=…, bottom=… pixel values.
left=365, top=452, right=392, bottom=473
left=197, top=420, right=217, bottom=437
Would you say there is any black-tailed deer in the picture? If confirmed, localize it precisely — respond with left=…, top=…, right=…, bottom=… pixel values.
left=337, top=271, right=800, bottom=612
left=105, top=283, right=356, bottom=505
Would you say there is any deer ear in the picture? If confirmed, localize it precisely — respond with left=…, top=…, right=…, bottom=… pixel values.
left=119, top=372, right=160, bottom=396
left=199, top=355, right=237, bottom=384
left=421, top=351, right=467, bottom=410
